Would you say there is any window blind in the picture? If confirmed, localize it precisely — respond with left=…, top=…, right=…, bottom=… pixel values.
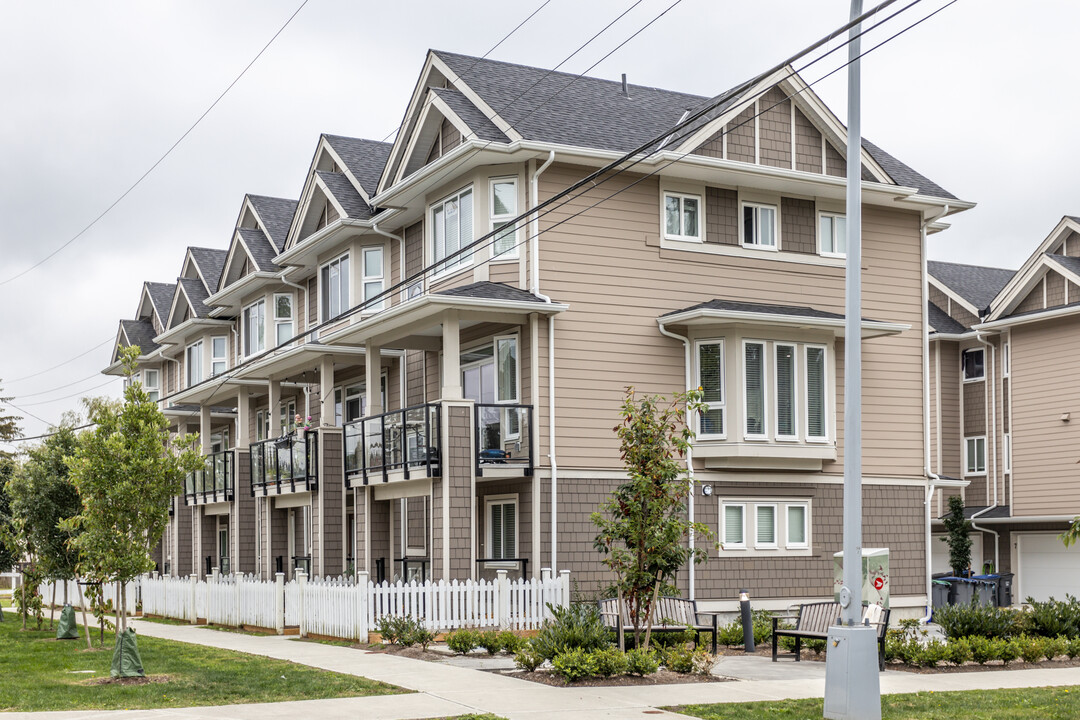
left=745, top=343, right=765, bottom=435
left=776, top=344, right=795, bottom=436
left=756, top=505, right=776, bottom=545
left=724, top=505, right=744, bottom=545
left=806, top=346, right=825, bottom=438
left=699, top=342, right=724, bottom=435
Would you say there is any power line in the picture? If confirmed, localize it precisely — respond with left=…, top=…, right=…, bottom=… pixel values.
left=4, top=336, right=114, bottom=383
left=8, top=423, right=96, bottom=444
left=2, top=400, right=52, bottom=427
left=12, top=371, right=110, bottom=399
left=14, top=377, right=120, bottom=407
left=0, top=0, right=312, bottom=287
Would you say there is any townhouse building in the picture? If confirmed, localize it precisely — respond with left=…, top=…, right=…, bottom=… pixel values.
left=105, top=50, right=970, bottom=616
left=928, top=216, right=1080, bottom=604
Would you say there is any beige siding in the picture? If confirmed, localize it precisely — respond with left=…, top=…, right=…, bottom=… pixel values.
left=1046, top=270, right=1066, bottom=308
left=705, top=187, right=738, bottom=245
left=759, top=87, right=792, bottom=169
left=780, top=197, right=815, bottom=254
left=794, top=108, right=823, bottom=173
left=1011, top=316, right=1080, bottom=515
left=1063, top=230, right=1080, bottom=258
left=442, top=117, right=461, bottom=153
left=489, top=261, right=519, bottom=286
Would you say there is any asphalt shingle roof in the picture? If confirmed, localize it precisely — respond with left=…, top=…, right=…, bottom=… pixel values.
left=429, top=87, right=509, bottom=143
left=177, top=277, right=212, bottom=319
left=188, top=247, right=228, bottom=293
left=120, top=319, right=160, bottom=355
left=928, top=301, right=968, bottom=335
left=861, top=138, right=957, bottom=201
left=662, top=298, right=845, bottom=320
left=434, top=281, right=548, bottom=303
left=1047, top=253, right=1080, bottom=277
left=238, top=227, right=280, bottom=273
left=145, top=282, right=176, bottom=324
left=316, top=170, right=372, bottom=220
left=248, top=195, right=298, bottom=252
left=928, top=261, right=1016, bottom=313
left=322, top=135, right=392, bottom=198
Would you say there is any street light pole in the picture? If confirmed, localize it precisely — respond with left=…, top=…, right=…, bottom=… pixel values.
left=823, top=1, right=883, bottom=718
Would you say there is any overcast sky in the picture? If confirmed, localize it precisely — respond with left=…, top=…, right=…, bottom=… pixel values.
left=0, top=0, right=1073, bottom=441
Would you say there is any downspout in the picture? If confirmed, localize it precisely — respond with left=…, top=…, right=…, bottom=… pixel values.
left=921, top=204, right=947, bottom=622
left=972, top=329, right=1000, bottom=573
left=530, top=151, right=558, bottom=571
left=659, top=322, right=696, bottom=601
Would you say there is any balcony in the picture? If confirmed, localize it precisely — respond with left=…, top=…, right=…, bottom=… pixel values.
left=184, top=450, right=234, bottom=505
left=343, top=403, right=442, bottom=487
left=250, top=432, right=319, bottom=495
left=475, top=404, right=533, bottom=478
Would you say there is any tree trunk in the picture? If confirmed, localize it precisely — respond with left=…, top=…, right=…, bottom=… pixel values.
left=642, top=580, right=661, bottom=651
left=77, top=583, right=92, bottom=650
left=114, top=581, right=121, bottom=635
left=49, top=583, right=56, bottom=630
left=120, top=582, right=127, bottom=634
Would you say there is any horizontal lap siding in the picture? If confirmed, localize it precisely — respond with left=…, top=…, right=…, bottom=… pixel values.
left=938, top=342, right=962, bottom=478
left=1011, top=317, right=1080, bottom=515
left=537, top=163, right=925, bottom=479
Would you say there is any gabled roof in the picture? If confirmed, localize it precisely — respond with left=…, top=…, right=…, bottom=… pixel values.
left=177, top=277, right=212, bottom=319
left=434, top=281, right=548, bottom=303
left=146, top=282, right=176, bottom=323
left=861, top=139, right=956, bottom=202
left=928, top=261, right=1016, bottom=313
left=316, top=170, right=372, bottom=220
left=1046, top=253, right=1080, bottom=277
left=248, top=195, right=298, bottom=253
left=119, top=318, right=160, bottom=356
left=429, top=87, right=509, bottom=143
left=188, top=247, right=228, bottom=293
left=322, top=136, right=392, bottom=198
left=928, top=301, right=968, bottom=335
left=238, top=227, right=280, bottom=273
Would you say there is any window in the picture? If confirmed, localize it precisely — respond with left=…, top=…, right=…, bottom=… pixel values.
left=243, top=299, right=266, bottom=357
left=1003, top=341, right=1010, bottom=377
left=775, top=344, right=797, bottom=439
left=362, top=247, right=384, bottom=312
left=722, top=503, right=745, bottom=548
left=486, top=496, right=517, bottom=560
left=965, top=436, right=987, bottom=476
left=256, top=410, right=268, bottom=441
left=496, top=336, right=518, bottom=403
left=742, top=202, right=777, bottom=249
left=334, top=377, right=386, bottom=425
left=663, top=192, right=701, bottom=242
left=143, top=369, right=159, bottom=403
left=280, top=399, right=296, bottom=435
left=432, top=187, right=473, bottom=274
left=491, top=179, right=518, bottom=257
left=744, top=341, right=767, bottom=438
left=274, top=294, right=294, bottom=345
left=962, top=348, right=984, bottom=381
left=211, top=337, right=227, bottom=377
left=755, top=504, right=777, bottom=548
left=696, top=341, right=725, bottom=438
left=819, top=212, right=847, bottom=256
left=1004, top=433, right=1012, bottom=474
left=786, top=504, right=808, bottom=549
left=185, top=341, right=203, bottom=387
left=805, top=345, right=827, bottom=441
left=320, top=254, right=350, bottom=321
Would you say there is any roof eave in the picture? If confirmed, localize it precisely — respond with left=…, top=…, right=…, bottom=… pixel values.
left=658, top=309, right=909, bottom=338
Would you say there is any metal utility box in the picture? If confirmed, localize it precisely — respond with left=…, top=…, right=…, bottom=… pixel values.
left=834, top=548, right=889, bottom=609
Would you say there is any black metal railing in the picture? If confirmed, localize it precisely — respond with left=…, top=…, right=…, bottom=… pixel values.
left=250, top=432, right=319, bottom=495
left=184, top=450, right=234, bottom=504
left=475, top=557, right=530, bottom=581
left=344, top=403, right=441, bottom=486
left=292, top=555, right=312, bottom=576
left=475, top=404, right=533, bottom=477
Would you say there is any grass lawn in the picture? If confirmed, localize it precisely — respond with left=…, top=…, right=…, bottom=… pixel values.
left=0, top=611, right=403, bottom=712
left=670, top=686, right=1080, bottom=720
left=139, top=614, right=270, bottom=636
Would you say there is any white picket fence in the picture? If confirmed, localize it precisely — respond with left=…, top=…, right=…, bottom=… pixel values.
left=38, top=578, right=139, bottom=616
left=137, top=568, right=571, bottom=642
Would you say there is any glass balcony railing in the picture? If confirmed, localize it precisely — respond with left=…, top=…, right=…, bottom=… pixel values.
left=250, top=432, right=319, bottom=494
left=184, top=450, right=234, bottom=504
left=474, top=404, right=533, bottom=477
left=343, top=403, right=441, bottom=487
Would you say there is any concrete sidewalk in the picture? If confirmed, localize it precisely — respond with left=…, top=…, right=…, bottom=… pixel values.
left=10, top=619, right=1080, bottom=720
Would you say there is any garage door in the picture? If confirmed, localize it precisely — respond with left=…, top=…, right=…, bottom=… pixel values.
left=931, top=534, right=984, bottom=575
left=1017, top=533, right=1080, bottom=603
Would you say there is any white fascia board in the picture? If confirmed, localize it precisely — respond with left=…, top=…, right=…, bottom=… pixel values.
left=153, top=318, right=234, bottom=346
left=379, top=53, right=443, bottom=195
left=930, top=332, right=976, bottom=341
left=988, top=216, right=1080, bottom=319
left=204, top=271, right=277, bottom=310
left=272, top=217, right=376, bottom=274
left=657, top=310, right=908, bottom=338
left=932, top=476, right=970, bottom=489
left=230, top=343, right=369, bottom=381
left=975, top=301, right=1080, bottom=330
left=312, top=173, right=349, bottom=223
left=429, top=53, right=522, bottom=143
left=928, top=277, right=981, bottom=318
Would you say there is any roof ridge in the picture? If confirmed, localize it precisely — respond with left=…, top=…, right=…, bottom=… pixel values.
left=322, top=133, right=392, bottom=148
left=929, top=259, right=1016, bottom=273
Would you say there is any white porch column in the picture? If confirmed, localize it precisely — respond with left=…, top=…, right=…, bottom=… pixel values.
left=237, top=388, right=250, bottom=449
left=268, top=378, right=281, bottom=437
left=320, top=355, right=335, bottom=426
left=200, top=405, right=212, bottom=454
left=365, top=341, right=383, bottom=416
left=442, top=310, right=462, bottom=401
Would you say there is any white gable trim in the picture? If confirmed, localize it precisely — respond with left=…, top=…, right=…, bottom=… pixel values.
left=138, top=283, right=167, bottom=330
left=181, top=250, right=209, bottom=289
left=990, top=254, right=1080, bottom=320
left=394, top=94, right=477, bottom=186
left=166, top=282, right=197, bottom=331
left=284, top=138, right=358, bottom=250
left=987, top=216, right=1080, bottom=320
left=928, top=276, right=981, bottom=318
left=429, top=54, right=521, bottom=143
left=319, top=138, right=373, bottom=204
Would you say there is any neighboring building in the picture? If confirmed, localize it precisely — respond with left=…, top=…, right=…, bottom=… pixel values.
left=928, top=216, right=1080, bottom=603
left=106, top=50, right=971, bottom=617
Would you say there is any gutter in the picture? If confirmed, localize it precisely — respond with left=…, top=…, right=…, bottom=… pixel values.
left=932, top=514, right=1074, bottom=525
left=658, top=321, right=696, bottom=601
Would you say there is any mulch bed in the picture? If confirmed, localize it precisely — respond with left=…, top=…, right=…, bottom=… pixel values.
left=504, top=669, right=730, bottom=687
left=84, top=674, right=172, bottom=686
left=887, top=656, right=1080, bottom=674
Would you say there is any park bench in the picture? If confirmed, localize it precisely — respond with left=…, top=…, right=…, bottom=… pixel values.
left=771, top=601, right=890, bottom=670
left=598, top=596, right=720, bottom=653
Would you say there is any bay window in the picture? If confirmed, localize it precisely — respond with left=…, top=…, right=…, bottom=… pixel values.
left=243, top=299, right=266, bottom=357
left=744, top=341, right=767, bottom=438
left=274, top=294, right=294, bottom=345
left=320, top=254, right=350, bottom=321
left=696, top=341, right=725, bottom=438
left=805, top=345, right=827, bottom=441
left=491, top=179, right=518, bottom=257
left=144, top=369, right=159, bottom=403
left=211, top=336, right=227, bottom=376
left=432, top=187, right=473, bottom=274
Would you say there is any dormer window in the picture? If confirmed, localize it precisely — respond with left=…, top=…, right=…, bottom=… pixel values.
left=321, top=254, right=350, bottom=321
left=243, top=299, right=266, bottom=357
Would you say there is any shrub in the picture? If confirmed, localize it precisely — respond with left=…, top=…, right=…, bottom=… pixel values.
left=478, top=630, right=504, bottom=655
left=1067, top=636, right=1080, bottom=660
left=717, top=621, right=744, bottom=647
left=933, top=602, right=1021, bottom=640
left=498, top=630, right=525, bottom=654
left=591, top=647, right=629, bottom=677
left=551, top=648, right=597, bottom=683
left=969, top=636, right=995, bottom=665
left=514, top=642, right=546, bottom=672
left=626, top=647, right=660, bottom=676
left=1044, top=636, right=1068, bottom=661
left=998, top=637, right=1021, bottom=666
left=533, top=603, right=611, bottom=660
left=375, top=615, right=425, bottom=646
left=663, top=645, right=694, bottom=673
left=691, top=649, right=719, bottom=675
left=1019, top=636, right=1045, bottom=664
left=1024, top=595, right=1080, bottom=638
left=918, top=639, right=948, bottom=668
left=946, top=637, right=973, bottom=666
left=806, top=638, right=826, bottom=656
left=446, top=629, right=480, bottom=655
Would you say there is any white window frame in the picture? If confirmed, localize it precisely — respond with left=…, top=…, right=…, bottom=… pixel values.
left=143, top=369, right=160, bottom=403
left=361, top=247, right=385, bottom=312
left=210, top=336, right=227, bottom=377
left=804, top=344, right=829, bottom=442
left=273, top=293, right=294, bottom=346
left=256, top=410, right=268, bottom=442
left=490, top=177, right=519, bottom=259
left=741, top=201, right=778, bottom=251
left=785, top=502, right=810, bottom=549
left=721, top=502, right=746, bottom=550
left=742, top=340, right=768, bottom=440
left=774, top=342, right=798, bottom=441
left=1003, top=432, right=1012, bottom=474
left=962, top=347, right=985, bottom=382
left=817, top=211, right=847, bottom=258
left=485, top=494, right=518, bottom=564
left=662, top=191, right=703, bottom=242
left=431, top=186, right=474, bottom=278
left=242, top=298, right=266, bottom=359
left=964, top=436, right=987, bottom=476
left=185, top=340, right=203, bottom=388
left=280, top=399, right=297, bottom=436
left=401, top=498, right=428, bottom=557
left=319, top=253, right=351, bottom=323
left=695, top=339, right=726, bottom=440
left=754, top=503, right=778, bottom=549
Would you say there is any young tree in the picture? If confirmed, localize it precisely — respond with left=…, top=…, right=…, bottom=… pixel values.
left=942, top=495, right=973, bottom=576
left=592, top=387, right=713, bottom=650
left=63, top=347, right=202, bottom=675
left=1061, top=517, right=1080, bottom=549
left=0, top=382, right=21, bottom=456
left=0, top=381, right=20, bottom=577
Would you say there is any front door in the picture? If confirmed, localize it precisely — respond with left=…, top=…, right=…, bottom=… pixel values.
left=217, top=522, right=229, bottom=574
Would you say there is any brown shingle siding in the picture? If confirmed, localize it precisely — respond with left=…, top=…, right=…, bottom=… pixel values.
left=780, top=197, right=815, bottom=254
left=705, top=187, right=738, bottom=246
left=794, top=108, right=823, bottom=173
left=759, top=87, right=792, bottom=169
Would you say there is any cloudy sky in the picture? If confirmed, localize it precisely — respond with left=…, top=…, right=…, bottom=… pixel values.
left=0, top=0, right=1073, bottom=441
